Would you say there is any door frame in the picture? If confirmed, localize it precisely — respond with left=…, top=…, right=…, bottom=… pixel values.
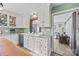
left=51, top=7, right=79, bottom=55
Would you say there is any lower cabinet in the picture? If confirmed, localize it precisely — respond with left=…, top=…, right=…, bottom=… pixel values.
left=1, top=34, right=18, bottom=45
left=24, top=35, right=51, bottom=56
left=9, top=34, right=18, bottom=44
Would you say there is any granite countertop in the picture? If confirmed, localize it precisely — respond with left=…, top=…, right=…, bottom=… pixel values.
left=21, top=33, right=51, bottom=38
left=0, top=32, right=51, bottom=39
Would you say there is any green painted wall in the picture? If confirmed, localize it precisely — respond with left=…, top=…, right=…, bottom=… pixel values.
left=52, top=3, right=79, bottom=13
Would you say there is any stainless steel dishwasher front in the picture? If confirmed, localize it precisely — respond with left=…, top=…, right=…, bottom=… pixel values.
left=18, top=34, right=24, bottom=47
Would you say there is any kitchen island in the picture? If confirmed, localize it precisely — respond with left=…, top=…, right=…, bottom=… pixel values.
left=23, top=33, right=51, bottom=56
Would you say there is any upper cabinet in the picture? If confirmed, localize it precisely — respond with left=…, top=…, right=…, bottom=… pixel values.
left=42, top=4, right=50, bottom=27
left=15, top=15, right=23, bottom=28
left=37, top=4, right=50, bottom=27
left=22, top=15, right=29, bottom=28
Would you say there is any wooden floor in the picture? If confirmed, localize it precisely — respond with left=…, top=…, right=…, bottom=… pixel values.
left=0, top=38, right=32, bottom=56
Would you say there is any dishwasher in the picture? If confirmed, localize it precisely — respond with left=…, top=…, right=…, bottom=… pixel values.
left=18, top=34, right=24, bottom=47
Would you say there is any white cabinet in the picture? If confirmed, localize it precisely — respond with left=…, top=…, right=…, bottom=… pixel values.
left=1, top=34, right=18, bottom=44
left=42, top=9, right=50, bottom=27
left=38, top=4, right=50, bottom=27
left=9, top=34, right=18, bottom=44
left=15, top=15, right=23, bottom=28
left=24, top=35, right=29, bottom=49
left=2, top=35, right=10, bottom=40
left=22, top=15, right=29, bottom=28
left=23, top=34, right=50, bottom=56
left=39, top=37, right=50, bottom=56
left=29, top=36, right=32, bottom=50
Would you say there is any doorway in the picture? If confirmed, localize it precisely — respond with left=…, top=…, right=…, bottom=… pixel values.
left=52, top=10, right=77, bottom=56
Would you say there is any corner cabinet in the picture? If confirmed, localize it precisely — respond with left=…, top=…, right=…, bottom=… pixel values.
left=23, top=34, right=51, bottom=56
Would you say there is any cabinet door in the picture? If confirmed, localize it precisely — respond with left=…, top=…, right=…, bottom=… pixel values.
left=3, top=34, right=18, bottom=44
left=24, top=38, right=26, bottom=48
left=3, top=35, right=10, bottom=40
left=24, top=35, right=29, bottom=49
left=34, top=37, right=40, bottom=54
left=16, top=15, right=23, bottom=28
left=28, top=36, right=33, bottom=50
left=30, top=36, right=33, bottom=50
left=10, top=34, right=18, bottom=44
left=24, top=34, right=27, bottom=48
left=40, top=38, right=49, bottom=56
left=27, top=36, right=29, bottom=48
left=33, top=37, right=36, bottom=51
left=39, top=38, right=44, bottom=56
left=24, top=36, right=28, bottom=48
left=31, top=37, right=34, bottom=51
left=35, top=37, right=37, bottom=51
left=36, top=37, right=40, bottom=53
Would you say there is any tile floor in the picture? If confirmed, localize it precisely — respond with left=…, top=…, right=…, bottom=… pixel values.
left=54, top=39, right=74, bottom=56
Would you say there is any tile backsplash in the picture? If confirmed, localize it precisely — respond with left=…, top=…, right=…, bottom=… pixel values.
left=41, top=28, right=51, bottom=36
left=0, top=27, right=52, bottom=36
left=0, top=28, right=28, bottom=35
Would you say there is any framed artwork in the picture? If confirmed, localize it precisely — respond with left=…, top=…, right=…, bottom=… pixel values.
left=9, top=16, right=16, bottom=26
left=0, top=13, right=7, bottom=26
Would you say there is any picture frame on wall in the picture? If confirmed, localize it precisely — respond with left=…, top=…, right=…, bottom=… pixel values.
left=9, top=16, right=16, bottom=26
left=0, top=13, right=7, bottom=26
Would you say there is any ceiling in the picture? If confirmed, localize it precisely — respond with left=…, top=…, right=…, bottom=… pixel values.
left=2, top=3, right=63, bottom=15
left=3, top=3, right=50, bottom=15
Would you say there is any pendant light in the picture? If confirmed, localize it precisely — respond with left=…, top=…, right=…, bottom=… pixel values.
left=0, top=3, right=3, bottom=10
